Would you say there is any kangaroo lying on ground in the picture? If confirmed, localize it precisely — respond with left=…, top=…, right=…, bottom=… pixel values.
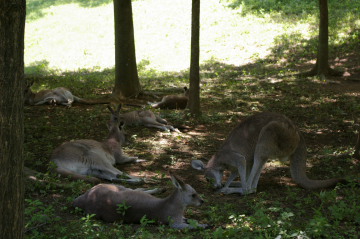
left=192, top=112, right=345, bottom=195
left=120, top=110, right=179, bottom=132
left=24, top=80, right=109, bottom=106
left=150, top=87, right=189, bottom=109
left=51, top=105, right=143, bottom=184
left=73, top=172, right=208, bottom=229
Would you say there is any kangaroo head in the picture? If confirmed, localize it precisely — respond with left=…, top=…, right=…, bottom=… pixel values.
left=183, top=86, right=189, bottom=97
left=107, top=105, right=126, bottom=144
left=170, top=172, right=204, bottom=206
left=24, top=79, right=35, bottom=104
left=191, top=159, right=223, bottom=189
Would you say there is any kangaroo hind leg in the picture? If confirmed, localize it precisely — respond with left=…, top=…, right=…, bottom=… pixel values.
left=247, top=121, right=293, bottom=193
left=55, top=167, right=101, bottom=183
left=142, top=117, right=169, bottom=131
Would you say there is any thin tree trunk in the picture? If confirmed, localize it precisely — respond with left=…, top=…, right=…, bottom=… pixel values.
left=112, top=0, right=141, bottom=99
left=0, top=1, right=26, bottom=238
left=301, top=0, right=342, bottom=77
left=317, top=0, right=329, bottom=75
left=353, top=131, right=360, bottom=159
left=187, top=0, right=201, bottom=116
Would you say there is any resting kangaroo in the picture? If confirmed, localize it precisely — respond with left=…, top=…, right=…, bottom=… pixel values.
left=24, top=80, right=109, bottom=106
left=51, top=105, right=143, bottom=184
left=73, top=172, right=208, bottom=229
left=150, top=87, right=189, bottom=109
left=120, top=110, right=178, bottom=132
left=192, top=112, right=345, bottom=195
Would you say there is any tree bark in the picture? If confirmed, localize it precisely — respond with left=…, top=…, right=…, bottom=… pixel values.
left=0, top=1, right=26, bottom=238
left=112, top=0, right=141, bottom=99
left=353, top=131, right=360, bottom=159
left=187, top=0, right=201, bottom=116
left=301, top=0, right=342, bottom=77
left=317, top=0, right=329, bottom=75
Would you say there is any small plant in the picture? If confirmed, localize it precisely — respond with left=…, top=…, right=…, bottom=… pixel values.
left=116, top=202, right=131, bottom=217
left=80, top=214, right=102, bottom=239
left=25, top=199, right=60, bottom=235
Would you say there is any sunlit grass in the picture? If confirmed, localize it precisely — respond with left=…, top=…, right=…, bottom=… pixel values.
left=25, top=0, right=321, bottom=73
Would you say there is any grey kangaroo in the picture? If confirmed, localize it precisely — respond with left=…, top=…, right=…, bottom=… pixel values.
left=51, top=105, right=143, bottom=184
left=73, top=172, right=208, bottom=229
left=120, top=110, right=178, bottom=132
left=192, top=112, right=345, bottom=195
left=24, top=80, right=108, bottom=106
left=150, top=87, right=189, bottom=109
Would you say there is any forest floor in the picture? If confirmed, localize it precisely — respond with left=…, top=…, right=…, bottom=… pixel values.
left=23, top=1, right=360, bottom=238
left=23, top=51, right=360, bottom=239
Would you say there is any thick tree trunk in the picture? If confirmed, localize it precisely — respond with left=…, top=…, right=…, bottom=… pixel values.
left=0, top=1, right=26, bottom=238
left=112, top=0, right=141, bottom=99
left=187, top=0, right=201, bottom=116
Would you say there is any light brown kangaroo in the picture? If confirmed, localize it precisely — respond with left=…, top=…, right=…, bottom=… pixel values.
left=120, top=110, right=178, bottom=132
left=51, top=105, right=143, bottom=184
left=150, top=87, right=189, bottom=109
left=24, top=80, right=109, bottom=106
left=73, top=172, right=208, bottom=229
left=192, top=112, right=345, bottom=195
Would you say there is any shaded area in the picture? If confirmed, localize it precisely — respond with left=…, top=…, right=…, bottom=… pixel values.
left=23, top=1, right=360, bottom=237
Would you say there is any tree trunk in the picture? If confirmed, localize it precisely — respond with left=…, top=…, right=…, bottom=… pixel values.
left=302, top=0, right=342, bottom=77
left=112, top=0, right=141, bottom=99
left=316, top=0, right=329, bottom=75
left=0, top=1, right=26, bottom=238
left=353, top=131, right=360, bottom=159
left=187, top=0, right=201, bottom=116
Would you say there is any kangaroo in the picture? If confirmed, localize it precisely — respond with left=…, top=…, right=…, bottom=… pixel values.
left=24, top=80, right=109, bottom=106
left=73, top=172, right=208, bottom=229
left=120, top=110, right=179, bottom=132
left=192, top=112, right=345, bottom=195
left=150, top=87, right=189, bottom=109
left=51, top=105, right=143, bottom=184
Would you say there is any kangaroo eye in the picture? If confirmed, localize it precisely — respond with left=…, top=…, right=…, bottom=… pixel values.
left=192, top=194, right=197, bottom=198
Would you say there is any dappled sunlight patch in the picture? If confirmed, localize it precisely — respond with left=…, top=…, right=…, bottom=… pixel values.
left=26, top=0, right=322, bottom=72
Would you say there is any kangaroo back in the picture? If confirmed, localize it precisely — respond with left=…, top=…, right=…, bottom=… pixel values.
left=120, top=110, right=178, bottom=132
left=52, top=105, right=141, bottom=183
left=192, top=112, right=345, bottom=195
left=151, top=87, right=189, bottom=109
left=73, top=173, right=206, bottom=228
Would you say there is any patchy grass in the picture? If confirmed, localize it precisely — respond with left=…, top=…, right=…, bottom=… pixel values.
left=24, top=0, right=360, bottom=238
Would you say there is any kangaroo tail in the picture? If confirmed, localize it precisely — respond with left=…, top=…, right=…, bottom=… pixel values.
left=55, top=168, right=101, bottom=184
left=73, top=96, right=111, bottom=105
left=290, top=134, right=345, bottom=189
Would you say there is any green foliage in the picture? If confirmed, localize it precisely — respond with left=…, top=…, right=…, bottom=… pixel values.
left=25, top=199, right=60, bottom=238
left=116, top=202, right=131, bottom=217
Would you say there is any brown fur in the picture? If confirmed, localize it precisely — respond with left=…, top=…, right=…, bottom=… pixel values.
left=151, top=87, right=189, bottom=109
left=192, top=112, right=345, bottom=195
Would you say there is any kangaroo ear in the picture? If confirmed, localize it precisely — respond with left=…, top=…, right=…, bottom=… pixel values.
left=116, top=104, right=122, bottom=113
left=119, top=121, right=125, bottom=130
left=191, top=160, right=205, bottom=171
left=107, top=105, right=115, bottom=114
left=170, top=172, right=186, bottom=191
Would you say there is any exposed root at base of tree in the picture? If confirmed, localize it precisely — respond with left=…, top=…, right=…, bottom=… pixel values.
left=298, top=65, right=344, bottom=78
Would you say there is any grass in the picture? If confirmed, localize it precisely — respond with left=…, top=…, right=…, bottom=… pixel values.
left=25, top=0, right=359, bottom=73
left=24, top=0, right=360, bottom=238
